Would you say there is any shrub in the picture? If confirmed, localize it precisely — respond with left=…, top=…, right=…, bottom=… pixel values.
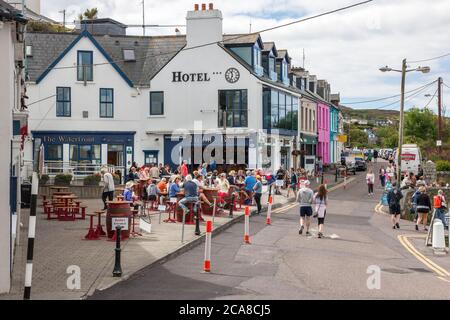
left=39, top=174, right=50, bottom=185
left=54, top=174, right=73, bottom=186
left=436, top=160, right=450, bottom=172
left=83, top=173, right=102, bottom=186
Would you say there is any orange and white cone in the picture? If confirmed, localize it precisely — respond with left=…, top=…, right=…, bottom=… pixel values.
left=203, top=220, right=212, bottom=272
left=244, top=207, right=251, bottom=244
left=266, top=196, right=272, bottom=225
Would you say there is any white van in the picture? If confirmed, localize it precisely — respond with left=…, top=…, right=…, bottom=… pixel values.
left=393, top=144, right=422, bottom=177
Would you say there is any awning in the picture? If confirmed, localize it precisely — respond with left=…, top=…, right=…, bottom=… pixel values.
left=301, top=134, right=317, bottom=145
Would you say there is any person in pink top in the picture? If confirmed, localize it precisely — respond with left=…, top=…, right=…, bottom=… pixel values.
left=180, top=160, right=189, bottom=178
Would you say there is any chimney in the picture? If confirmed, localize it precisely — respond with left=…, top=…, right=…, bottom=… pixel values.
left=186, top=3, right=222, bottom=48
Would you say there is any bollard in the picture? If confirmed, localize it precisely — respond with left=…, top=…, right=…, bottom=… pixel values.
left=112, top=226, right=123, bottom=277
left=266, top=195, right=272, bottom=225
left=432, top=219, right=446, bottom=253
left=244, top=207, right=251, bottom=244
left=229, top=194, right=235, bottom=217
left=203, top=221, right=213, bottom=273
left=212, top=198, right=217, bottom=227
left=181, top=207, right=186, bottom=243
left=195, top=203, right=201, bottom=236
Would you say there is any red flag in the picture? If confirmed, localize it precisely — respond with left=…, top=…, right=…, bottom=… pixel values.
left=20, top=124, right=28, bottom=150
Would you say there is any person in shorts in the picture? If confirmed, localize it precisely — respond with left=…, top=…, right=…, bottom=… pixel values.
left=386, top=181, right=403, bottom=229
left=297, top=180, right=314, bottom=236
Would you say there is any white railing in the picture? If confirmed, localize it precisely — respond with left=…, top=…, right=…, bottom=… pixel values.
left=22, top=160, right=126, bottom=183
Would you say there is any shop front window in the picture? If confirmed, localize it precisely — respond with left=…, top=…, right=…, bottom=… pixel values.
left=69, top=144, right=101, bottom=173
left=218, top=90, right=248, bottom=128
left=45, top=144, right=63, bottom=173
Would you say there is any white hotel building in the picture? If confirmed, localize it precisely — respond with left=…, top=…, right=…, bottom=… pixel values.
left=25, top=4, right=309, bottom=174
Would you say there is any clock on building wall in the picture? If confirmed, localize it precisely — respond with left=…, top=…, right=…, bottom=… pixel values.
left=225, top=68, right=240, bottom=83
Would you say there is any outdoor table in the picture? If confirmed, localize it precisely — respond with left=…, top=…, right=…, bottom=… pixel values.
left=49, top=186, right=70, bottom=194
left=106, top=201, right=133, bottom=239
left=52, top=191, right=73, bottom=199
left=201, top=187, right=218, bottom=215
left=53, top=195, right=77, bottom=206
left=94, top=211, right=106, bottom=237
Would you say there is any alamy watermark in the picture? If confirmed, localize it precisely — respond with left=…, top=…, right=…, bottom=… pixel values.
left=366, top=265, right=381, bottom=290
left=66, top=265, right=81, bottom=290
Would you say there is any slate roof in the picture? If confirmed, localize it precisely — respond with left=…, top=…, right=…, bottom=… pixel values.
left=223, top=33, right=262, bottom=46
left=25, top=31, right=186, bottom=87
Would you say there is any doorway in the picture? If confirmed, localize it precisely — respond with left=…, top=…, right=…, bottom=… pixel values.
left=108, top=145, right=124, bottom=167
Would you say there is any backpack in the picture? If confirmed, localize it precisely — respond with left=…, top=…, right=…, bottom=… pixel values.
left=433, top=195, right=442, bottom=209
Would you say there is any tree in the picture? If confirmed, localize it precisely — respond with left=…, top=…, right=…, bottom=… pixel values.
left=404, top=107, right=436, bottom=145
left=79, top=8, right=98, bottom=20
left=375, top=126, right=398, bottom=148
left=349, top=128, right=368, bottom=148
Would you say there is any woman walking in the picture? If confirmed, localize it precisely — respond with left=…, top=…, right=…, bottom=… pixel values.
left=313, top=184, right=328, bottom=238
left=379, top=167, right=386, bottom=188
left=253, top=175, right=263, bottom=214
left=415, top=186, right=432, bottom=231
left=366, top=169, right=375, bottom=196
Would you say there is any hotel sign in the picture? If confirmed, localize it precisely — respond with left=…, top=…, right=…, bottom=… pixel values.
left=172, top=72, right=211, bottom=83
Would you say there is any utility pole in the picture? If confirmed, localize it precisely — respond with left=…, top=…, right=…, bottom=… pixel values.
left=396, top=58, right=407, bottom=187
left=59, top=10, right=66, bottom=30
left=142, top=0, right=145, bottom=36
left=438, top=77, right=443, bottom=154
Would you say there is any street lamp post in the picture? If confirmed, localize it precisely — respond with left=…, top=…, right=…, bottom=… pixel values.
left=380, top=60, right=430, bottom=187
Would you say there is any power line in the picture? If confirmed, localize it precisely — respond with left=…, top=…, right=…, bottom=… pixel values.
left=50, top=0, right=374, bottom=71
left=361, top=81, right=436, bottom=110
left=341, top=80, right=437, bottom=105
left=27, top=94, right=56, bottom=107
left=423, top=88, right=438, bottom=109
left=408, top=52, right=450, bottom=64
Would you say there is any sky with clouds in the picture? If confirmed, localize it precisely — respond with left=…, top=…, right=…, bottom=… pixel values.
left=40, top=0, right=450, bottom=114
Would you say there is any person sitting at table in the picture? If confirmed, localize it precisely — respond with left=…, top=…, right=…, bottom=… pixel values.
left=169, top=176, right=181, bottom=198
left=227, top=170, right=237, bottom=185
left=139, top=166, right=150, bottom=180
left=217, top=173, right=230, bottom=198
left=127, top=166, right=139, bottom=182
left=178, top=175, right=200, bottom=215
left=193, top=174, right=214, bottom=207
left=146, top=179, right=158, bottom=202
left=157, top=177, right=168, bottom=204
left=123, top=181, right=139, bottom=210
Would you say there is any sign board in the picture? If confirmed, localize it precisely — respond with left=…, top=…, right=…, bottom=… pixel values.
left=337, top=135, right=348, bottom=143
left=437, top=140, right=442, bottom=147
left=111, top=217, right=129, bottom=231
left=158, top=205, right=167, bottom=211
left=401, top=153, right=416, bottom=161
left=423, top=161, right=437, bottom=183
left=304, top=155, right=315, bottom=175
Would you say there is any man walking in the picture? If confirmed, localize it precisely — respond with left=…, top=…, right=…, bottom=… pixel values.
left=386, top=181, right=403, bottom=229
left=297, top=180, right=314, bottom=236
left=101, top=168, right=115, bottom=210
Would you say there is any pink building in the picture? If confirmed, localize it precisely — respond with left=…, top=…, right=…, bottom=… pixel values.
left=317, top=102, right=330, bottom=164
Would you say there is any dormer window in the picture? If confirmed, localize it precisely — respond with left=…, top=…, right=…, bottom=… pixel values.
left=253, top=45, right=263, bottom=76
left=123, top=49, right=136, bottom=61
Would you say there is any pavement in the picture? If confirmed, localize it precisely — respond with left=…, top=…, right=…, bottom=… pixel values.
left=89, top=160, right=450, bottom=300
left=1, top=170, right=351, bottom=300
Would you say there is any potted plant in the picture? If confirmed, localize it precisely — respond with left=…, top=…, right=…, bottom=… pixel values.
left=39, top=174, right=50, bottom=185
left=54, top=174, right=73, bottom=186
left=83, top=173, right=102, bottom=186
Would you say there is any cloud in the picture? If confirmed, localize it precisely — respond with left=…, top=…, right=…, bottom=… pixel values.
left=41, top=0, right=450, bottom=114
